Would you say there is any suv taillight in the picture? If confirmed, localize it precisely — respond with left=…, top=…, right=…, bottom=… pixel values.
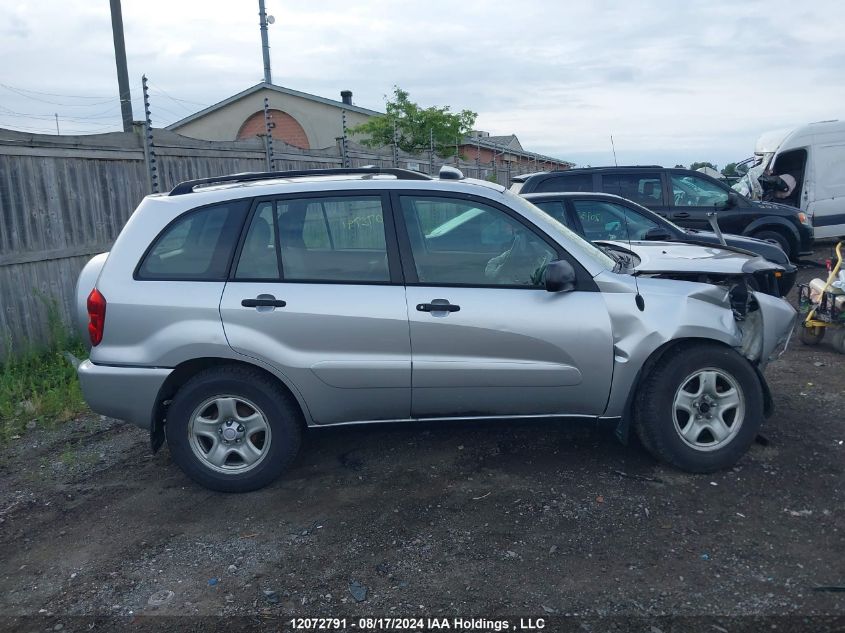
left=87, top=288, right=107, bottom=346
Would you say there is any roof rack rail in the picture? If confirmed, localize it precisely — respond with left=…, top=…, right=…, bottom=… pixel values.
left=168, top=167, right=432, bottom=196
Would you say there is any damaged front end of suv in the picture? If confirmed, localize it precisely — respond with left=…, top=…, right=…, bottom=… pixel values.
left=596, top=241, right=797, bottom=440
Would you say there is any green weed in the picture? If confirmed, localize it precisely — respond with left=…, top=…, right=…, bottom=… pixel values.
left=0, top=297, right=88, bottom=442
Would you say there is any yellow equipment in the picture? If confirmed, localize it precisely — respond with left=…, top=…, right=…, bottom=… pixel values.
left=798, top=241, right=845, bottom=353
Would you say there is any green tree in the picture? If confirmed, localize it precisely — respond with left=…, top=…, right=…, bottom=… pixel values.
left=721, top=162, right=738, bottom=177
left=674, top=164, right=685, bottom=168
left=349, top=87, right=477, bottom=157
left=689, top=161, right=717, bottom=171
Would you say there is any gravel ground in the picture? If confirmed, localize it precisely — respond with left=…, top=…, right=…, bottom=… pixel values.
left=0, top=245, right=843, bottom=632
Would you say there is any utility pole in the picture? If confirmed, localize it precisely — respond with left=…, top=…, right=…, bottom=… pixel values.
left=258, top=0, right=272, bottom=84
left=109, top=0, right=134, bottom=132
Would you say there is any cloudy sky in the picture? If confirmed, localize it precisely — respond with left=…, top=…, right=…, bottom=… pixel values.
left=2, top=0, right=843, bottom=167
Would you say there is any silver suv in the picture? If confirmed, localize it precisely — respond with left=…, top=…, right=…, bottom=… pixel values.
left=75, top=167, right=796, bottom=492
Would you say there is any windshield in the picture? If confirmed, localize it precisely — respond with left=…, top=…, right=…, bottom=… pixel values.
left=504, top=191, right=616, bottom=271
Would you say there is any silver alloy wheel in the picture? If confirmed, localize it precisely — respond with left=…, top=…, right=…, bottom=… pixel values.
left=188, top=395, right=271, bottom=474
left=672, top=368, right=745, bottom=452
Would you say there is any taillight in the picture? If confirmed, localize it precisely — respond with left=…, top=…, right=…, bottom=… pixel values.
left=87, top=288, right=107, bottom=346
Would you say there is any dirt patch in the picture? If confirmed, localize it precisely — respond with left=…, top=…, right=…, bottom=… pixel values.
left=0, top=246, right=843, bottom=627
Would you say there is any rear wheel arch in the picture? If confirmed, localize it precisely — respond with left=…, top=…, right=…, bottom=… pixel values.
left=151, top=357, right=310, bottom=451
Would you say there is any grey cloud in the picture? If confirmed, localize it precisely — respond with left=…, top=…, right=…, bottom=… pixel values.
left=1, top=0, right=843, bottom=166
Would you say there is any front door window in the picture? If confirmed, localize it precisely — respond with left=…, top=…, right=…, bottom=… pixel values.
left=670, top=174, right=729, bottom=208
left=399, top=196, right=556, bottom=287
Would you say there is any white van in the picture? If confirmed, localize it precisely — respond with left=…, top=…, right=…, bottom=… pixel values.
left=767, top=120, right=845, bottom=239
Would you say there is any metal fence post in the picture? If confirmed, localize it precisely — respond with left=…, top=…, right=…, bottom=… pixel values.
left=341, top=109, right=350, bottom=168
left=392, top=118, right=399, bottom=168
left=141, top=75, right=159, bottom=193
left=263, top=97, right=275, bottom=171
left=428, top=128, right=434, bottom=175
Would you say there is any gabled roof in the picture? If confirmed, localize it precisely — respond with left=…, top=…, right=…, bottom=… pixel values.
left=462, top=135, right=574, bottom=167
left=167, top=82, right=382, bottom=130
left=483, top=134, right=523, bottom=150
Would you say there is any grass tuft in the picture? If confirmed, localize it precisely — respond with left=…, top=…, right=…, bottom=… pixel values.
left=0, top=298, right=89, bottom=442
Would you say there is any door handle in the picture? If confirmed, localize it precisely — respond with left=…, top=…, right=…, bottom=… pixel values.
left=417, top=300, right=460, bottom=313
left=241, top=295, right=287, bottom=308
left=674, top=212, right=690, bottom=218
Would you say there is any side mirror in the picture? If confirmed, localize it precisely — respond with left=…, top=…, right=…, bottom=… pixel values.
left=543, top=259, right=576, bottom=293
left=716, top=192, right=740, bottom=210
left=643, top=227, right=672, bottom=241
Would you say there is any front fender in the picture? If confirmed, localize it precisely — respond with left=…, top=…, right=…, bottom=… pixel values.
left=600, top=275, right=742, bottom=419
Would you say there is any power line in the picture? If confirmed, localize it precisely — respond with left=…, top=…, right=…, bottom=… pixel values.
left=0, top=104, right=122, bottom=122
left=147, top=81, right=210, bottom=110
left=0, top=121, right=122, bottom=134
left=0, top=82, right=115, bottom=100
left=0, top=83, right=116, bottom=107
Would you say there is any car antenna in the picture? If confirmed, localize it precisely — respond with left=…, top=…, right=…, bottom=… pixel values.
left=610, top=135, right=618, bottom=167
left=622, top=206, right=646, bottom=312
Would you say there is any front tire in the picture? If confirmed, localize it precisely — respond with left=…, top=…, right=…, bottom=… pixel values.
left=165, top=365, right=303, bottom=492
left=753, top=229, right=793, bottom=260
left=634, top=343, right=763, bottom=473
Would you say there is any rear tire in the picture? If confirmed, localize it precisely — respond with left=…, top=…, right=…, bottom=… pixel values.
left=165, top=365, right=302, bottom=492
left=830, top=328, right=845, bottom=354
left=753, top=229, right=793, bottom=260
left=634, top=343, right=763, bottom=473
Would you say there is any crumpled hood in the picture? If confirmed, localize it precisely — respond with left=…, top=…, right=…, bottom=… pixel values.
left=601, top=240, right=776, bottom=275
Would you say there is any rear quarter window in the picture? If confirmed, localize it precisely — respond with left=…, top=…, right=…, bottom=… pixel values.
left=534, top=174, right=594, bottom=193
left=136, top=200, right=250, bottom=280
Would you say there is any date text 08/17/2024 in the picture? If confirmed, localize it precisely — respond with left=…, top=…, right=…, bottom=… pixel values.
left=289, top=617, right=547, bottom=631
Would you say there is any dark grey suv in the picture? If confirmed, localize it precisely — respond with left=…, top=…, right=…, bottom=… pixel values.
left=511, top=166, right=814, bottom=261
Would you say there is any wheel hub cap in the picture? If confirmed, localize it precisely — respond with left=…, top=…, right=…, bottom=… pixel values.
left=188, top=396, right=272, bottom=474
left=221, top=421, right=241, bottom=442
left=672, top=368, right=745, bottom=452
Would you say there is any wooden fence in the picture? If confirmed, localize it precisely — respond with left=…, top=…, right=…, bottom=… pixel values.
left=0, top=125, right=533, bottom=358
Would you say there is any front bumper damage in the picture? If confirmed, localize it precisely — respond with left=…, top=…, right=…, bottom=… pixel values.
left=597, top=270, right=797, bottom=441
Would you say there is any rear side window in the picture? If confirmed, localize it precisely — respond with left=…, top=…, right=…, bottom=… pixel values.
left=601, top=173, right=663, bottom=207
left=535, top=174, right=594, bottom=193
left=235, top=196, right=390, bottom=282
left=532, top=200, right=571, bottom=227
left=137, top=200, right=249, bottom=280
left=571, top=200, right=659, bottom=241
